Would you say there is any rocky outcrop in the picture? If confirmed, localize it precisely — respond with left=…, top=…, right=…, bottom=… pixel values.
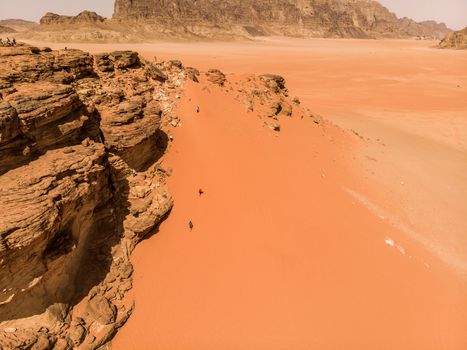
left=40, top=11, right=106, bottom=26
left=0, top=44, right=183, bottom=349
left=21, top=12, right=130, bottom=43
left=439, top=27, right=467, bottom=50
left=18, top=0, right=451, bottom=42
left=206, top=69, right=227, bottom=86
left=112, top=0, right=451, bottom=39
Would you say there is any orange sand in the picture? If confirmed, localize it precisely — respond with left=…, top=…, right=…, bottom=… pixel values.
left=32, top=39, right=467, bottom=348
left=111, top=75, right=466, bottom=348
left=32, top=39, right=467, bottom=265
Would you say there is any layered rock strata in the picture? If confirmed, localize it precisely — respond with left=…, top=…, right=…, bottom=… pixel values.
left=113, top=0, right=451, bottom=39
left=19, top=1, right=451, bottom=42
left=0, top=45, right=180, bottom=350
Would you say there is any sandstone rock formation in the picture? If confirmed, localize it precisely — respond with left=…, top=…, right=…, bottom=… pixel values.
left=18, top=0, right=450, bottom=42
left=439, top=27, right=467, bottom=49
left=21, top=11, right=125, bottom=43
left=40, top=11, right=105, bottom=26
left=0, top=44, right=183, bottom=349
left=112, top=0, right=451, bottom=39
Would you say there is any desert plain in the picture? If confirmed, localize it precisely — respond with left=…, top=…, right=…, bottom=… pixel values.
left=17, top=37, right=467, bottom=349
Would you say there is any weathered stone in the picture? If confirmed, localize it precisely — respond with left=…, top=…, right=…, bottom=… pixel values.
left=69, top=325, right=86, bottom=347
left=185, top=67, right=200, bottom=83
left=270, top=123, right=281, bottom=132
left=86, top=295, right=117, bottom=325
left=281, top=101, right=293, bottom=116
left=146, top=63, right=168, bottom=82
left=0, top=101, right=19, bottom=145
left=53, top=338, right=72, bottom=350
left=31, top=334, right=51, bottom=350
left=0, top=46, right=92, bottom=89
left=206, top=69, right=226, bottom=86
left=110, top=51, right=139, bottom=69
left=261, top=74, right=286, bottom=92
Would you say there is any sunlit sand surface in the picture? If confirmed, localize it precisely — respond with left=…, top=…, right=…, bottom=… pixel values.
left=28, top=38, right=467, bottom=349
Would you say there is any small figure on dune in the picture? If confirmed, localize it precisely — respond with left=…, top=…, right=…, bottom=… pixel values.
left=198, top=188, right=204, bottom=196
left=12, top=38, right=16, bottom=46
left=196, top=105, right=200, bottom=113
left=188, top=221, right=194, bottom=231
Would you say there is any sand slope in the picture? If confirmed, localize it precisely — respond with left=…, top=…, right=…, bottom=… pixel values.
left=113, top=75, right=467, bottom=349
left=30, top=38, right=467, bottom=348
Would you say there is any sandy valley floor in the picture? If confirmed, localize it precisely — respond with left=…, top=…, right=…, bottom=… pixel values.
left=29, top=38, right=467, bottom=349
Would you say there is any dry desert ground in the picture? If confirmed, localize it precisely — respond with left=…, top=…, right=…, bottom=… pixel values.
left=25, top=37, right=467, bottom=350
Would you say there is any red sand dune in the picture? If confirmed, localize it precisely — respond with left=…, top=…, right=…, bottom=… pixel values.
left=35, top=38, right=466, bottom=349
left=112, top=74, right=467, bottom=349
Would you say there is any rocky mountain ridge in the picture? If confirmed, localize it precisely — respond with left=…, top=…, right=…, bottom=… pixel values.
left=17, top=0, right=451, bottom=42
left=112, top=0, right=451, bottom=39
left=40, top=11, right=106, bottom=26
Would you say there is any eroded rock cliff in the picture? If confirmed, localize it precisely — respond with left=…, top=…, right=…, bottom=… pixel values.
left=0, top=45, right=178, bottom=349
left=439, top=27, right=467, bottom=49
left=112, top=0, right=451, bottom=39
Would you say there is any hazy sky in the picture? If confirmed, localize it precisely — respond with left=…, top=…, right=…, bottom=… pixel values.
left=1, top=0, right=466, bottom=30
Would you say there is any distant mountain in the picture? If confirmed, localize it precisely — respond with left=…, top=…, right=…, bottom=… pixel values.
left=0, top=25, right=16, bottom=34
left=40, top=11, right=106, bottom=26
left=113, top=0, right=452, bottom=39
left=19, top=0, right=452, bottom=42
left=0, top=19, right=37, bottom=32
left=439, top=27, right=467, bottom=50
